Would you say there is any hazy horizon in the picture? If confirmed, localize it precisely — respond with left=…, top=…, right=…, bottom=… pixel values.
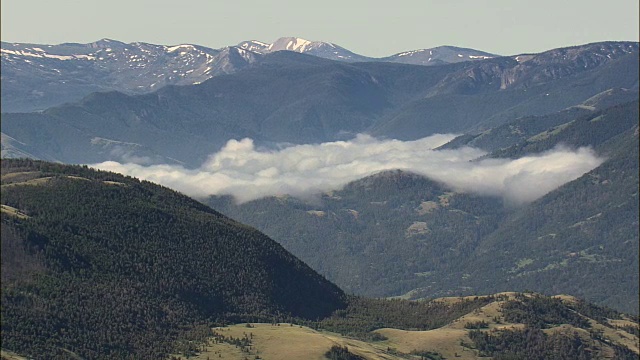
left=2, top=0, right=638, bottom=57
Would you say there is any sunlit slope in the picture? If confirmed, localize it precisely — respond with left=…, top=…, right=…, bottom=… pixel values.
left=170, top=293, right=639, bottom=360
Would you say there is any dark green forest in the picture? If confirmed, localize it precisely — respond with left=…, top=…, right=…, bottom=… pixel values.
left=1, top=159, right=346, bottom=359
left=209, top=170, right=507, bottom=298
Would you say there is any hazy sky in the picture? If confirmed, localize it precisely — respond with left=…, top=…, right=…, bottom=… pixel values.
left=2, top=0, right=638, bottom=56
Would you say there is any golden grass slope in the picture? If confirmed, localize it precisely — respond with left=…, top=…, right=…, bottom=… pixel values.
left=177, top=323, right=408, bottom=360
left=0, top=204, right=30, bottom=219
left=171, top=293, right=639, bottom=360
left=375, top=293, right=525, bottom=360
left=0, top=350, right=29, bottom=360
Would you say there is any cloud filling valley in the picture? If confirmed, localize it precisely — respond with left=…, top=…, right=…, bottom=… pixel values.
left=93, top=134, right=604, bottom=205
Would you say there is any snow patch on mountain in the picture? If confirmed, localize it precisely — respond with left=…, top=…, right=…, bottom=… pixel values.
left=288, top=38, right=312, bottom=52
left=397, top=49, right=427, bottom=57
left=166, top=44, right=197, bottom=53
left=1, top=48, right=78, bottom=61
left=1, top=40, right=264, bottom=112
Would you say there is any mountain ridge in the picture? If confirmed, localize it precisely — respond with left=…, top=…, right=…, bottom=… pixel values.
left=2, top=39, right=635, bottom=121
left=1, top=36, right=503, bottom=113
left=2, top=41, right=637, bottom=167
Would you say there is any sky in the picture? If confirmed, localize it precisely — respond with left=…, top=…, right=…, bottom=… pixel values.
left=2, top=0, right=638, bottom=57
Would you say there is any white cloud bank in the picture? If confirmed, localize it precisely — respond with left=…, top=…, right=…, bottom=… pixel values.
left=93, top=134, right=604, bottom=205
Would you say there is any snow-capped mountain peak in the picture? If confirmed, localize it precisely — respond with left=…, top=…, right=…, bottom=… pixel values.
left=166, top=44, right=198, bottom=53
left=235, top=36, right=371, bottom=62
left=234, top=37, right=500, bottom=64
left=268, top=37, right=313, bottom=52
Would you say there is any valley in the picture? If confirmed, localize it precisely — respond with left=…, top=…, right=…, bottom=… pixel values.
left=208, top=100, right=639, bottom=313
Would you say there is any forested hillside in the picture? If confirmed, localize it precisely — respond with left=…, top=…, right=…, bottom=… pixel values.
left=209, top=171, right=505, bottom=297
left=0, top=159, right=346, bottom=359
left=463, top=122, right=639, bottom=312
left=209, top=99, right=640, bottom=314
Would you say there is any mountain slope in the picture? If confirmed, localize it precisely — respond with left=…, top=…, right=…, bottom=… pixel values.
left=463, top=124, right=639, bottom=312
left=2, top=42, right=637, bottom=167
left=485, top=98, right=640, bottom=158
left=401, top=118, right=638, bottom=312
left=207, top=100, right=639, bottom=313
left=370, top=42, right=639, bottom=139
left=0, top=159, right=346, bottom=359
left=2, top=52, right=402, bottom=165
left=438, top=88, right=639, bottom=152
left=208, top=170, right=506, bottom=296
left=1, top=52, right=449, bottom=166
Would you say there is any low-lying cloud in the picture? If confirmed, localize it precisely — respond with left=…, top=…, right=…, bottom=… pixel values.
left=93, top=134, right=604, bottom=205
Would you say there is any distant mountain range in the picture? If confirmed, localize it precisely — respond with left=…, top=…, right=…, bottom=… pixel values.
left=1, top=39, right=257, bottom=112
left=2, top=41, right=637, bottom=166
left=237, top=36, right=495, bottom=64
left=1, top=37, right=497, bottom=113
